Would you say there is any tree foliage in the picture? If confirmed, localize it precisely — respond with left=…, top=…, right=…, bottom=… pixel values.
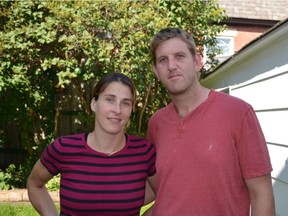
left=0, top=0, right=226, bottom=163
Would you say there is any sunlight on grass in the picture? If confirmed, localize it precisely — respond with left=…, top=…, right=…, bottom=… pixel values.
left=0, top=203, right=39, bottom=216
left=140, top=201, right=154, bottom=215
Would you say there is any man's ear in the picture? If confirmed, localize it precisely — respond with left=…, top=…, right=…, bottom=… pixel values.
left=194, top=53, right=203, bottom=72
left=152, top=64, right=159, bottom=79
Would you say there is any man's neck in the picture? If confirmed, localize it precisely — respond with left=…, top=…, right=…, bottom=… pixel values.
left=171, top=86, right=210, bottom=119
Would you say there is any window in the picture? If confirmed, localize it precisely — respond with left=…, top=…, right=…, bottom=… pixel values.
left=214, top=36, right=234, bottom=62
left=203, top=30, right=237, bottom=68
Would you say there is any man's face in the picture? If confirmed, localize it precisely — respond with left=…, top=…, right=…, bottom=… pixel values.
left=153, top=37, right=202, bottom=96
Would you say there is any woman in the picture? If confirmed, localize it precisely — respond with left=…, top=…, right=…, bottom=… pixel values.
left=27, top=72, right=156, bottom=216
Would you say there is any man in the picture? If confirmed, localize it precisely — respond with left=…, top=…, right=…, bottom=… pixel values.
left=147, top=28, right=275, bottom=216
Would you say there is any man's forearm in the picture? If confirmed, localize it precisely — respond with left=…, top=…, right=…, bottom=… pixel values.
left=250, top=196, right=275, bottom=216
left=247, top=174, right=275, bottom=216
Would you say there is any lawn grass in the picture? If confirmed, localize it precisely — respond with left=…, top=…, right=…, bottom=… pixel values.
left=0, top=202, right=153, bottom=215
left=0, top=203, right=39, bottom=216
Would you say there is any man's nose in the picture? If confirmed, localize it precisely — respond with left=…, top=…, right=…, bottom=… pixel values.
left=168, top=58, right=177, bottom=71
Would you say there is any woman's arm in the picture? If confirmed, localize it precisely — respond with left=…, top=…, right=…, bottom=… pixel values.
left=27, top=159, right=58, bottom=216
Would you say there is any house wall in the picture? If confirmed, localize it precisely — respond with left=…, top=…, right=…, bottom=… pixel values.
left=201, top=21, right=288, bottom=216
left=204, top=63, right=288, bottom=216
left=231, top=25, right=270, bottom=51
left=201, top=28, right=288, bottom=88
left=228, top=68, right=288, bottom=216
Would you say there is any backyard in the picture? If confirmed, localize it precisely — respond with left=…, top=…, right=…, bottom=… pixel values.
left=0, top=189, right=153, bottom=216
left=0, top=202, right=152, bottom=215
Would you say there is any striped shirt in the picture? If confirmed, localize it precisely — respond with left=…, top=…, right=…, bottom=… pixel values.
left=41, top=133, right=156, bottom=216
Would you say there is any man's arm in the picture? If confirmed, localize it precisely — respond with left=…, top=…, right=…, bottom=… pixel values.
left=142, top=175, right=157, bottom=216
left=26, top=159, right=58, bottom=216
left=144, top=178, right=155, bottom=205
left=245, top=173, right=275, bottom=216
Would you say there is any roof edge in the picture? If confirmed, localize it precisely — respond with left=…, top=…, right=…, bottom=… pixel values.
left=220, top=17, right=279, bottom=27
left=202, top=17, right=288, bottom=81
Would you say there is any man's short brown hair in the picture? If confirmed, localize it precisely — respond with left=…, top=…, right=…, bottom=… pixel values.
left=150, top=28, right=197, bottom=65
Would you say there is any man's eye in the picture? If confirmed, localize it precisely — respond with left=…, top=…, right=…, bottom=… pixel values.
left=158, top=57, right=167, bottom=63
left=176, top=54, right=185, bottom=59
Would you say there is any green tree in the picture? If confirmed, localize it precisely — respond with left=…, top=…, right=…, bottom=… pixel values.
left=0, top=0, right=226, bottom=172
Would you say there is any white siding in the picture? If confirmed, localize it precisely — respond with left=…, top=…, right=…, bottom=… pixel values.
left=228, top=68, right=288, bottom=216
left=257, top=111, right=288, bottom=146
left=270, top=144, right=288, bottom=216
left=230, top=68, right=288, bottom=146
left=230, top=68, right=288, bottom=110
left=201, top=20, right=288, bottom=215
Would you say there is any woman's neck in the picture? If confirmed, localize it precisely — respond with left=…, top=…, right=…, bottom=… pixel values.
left=88, top=131, right=126, bottom=155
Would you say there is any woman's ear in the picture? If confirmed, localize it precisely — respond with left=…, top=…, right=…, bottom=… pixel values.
left=90, top=97, right=97, bottom=112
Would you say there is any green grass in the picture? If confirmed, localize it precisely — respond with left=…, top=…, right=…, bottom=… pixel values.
left=0, top=202, right=153, bottom=215
left=0, top=203, right=39, bottom=216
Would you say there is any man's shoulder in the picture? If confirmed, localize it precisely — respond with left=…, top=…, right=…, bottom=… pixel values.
left=213, top=90, right=250, bottom=105
left=151, top=104, right=171, bottom=118
left=211, top=90, right=253, bottom=115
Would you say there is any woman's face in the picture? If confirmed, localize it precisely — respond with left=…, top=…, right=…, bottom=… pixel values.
left=91, top=81, right=133, bottom=135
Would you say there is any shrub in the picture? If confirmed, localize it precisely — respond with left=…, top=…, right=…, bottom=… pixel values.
left=46, top=174, right=60, bottom=192
left=0, top=164, right=25, bottom=189
left=0, top=170, right=12, bottom=190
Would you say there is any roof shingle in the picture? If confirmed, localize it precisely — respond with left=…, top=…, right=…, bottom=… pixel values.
left=218, top=0, right=288, bottom=21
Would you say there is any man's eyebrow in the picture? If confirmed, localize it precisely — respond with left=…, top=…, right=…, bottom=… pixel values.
left=174, top=51, right=186, bottom=55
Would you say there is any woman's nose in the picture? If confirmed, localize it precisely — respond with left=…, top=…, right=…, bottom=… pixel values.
left=113, top=103, right=121, bottom=114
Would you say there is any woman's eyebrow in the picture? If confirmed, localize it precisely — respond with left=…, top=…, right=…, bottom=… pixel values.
left=103, top=94, right=133, bottom=101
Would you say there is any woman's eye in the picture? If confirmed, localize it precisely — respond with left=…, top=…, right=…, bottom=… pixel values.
left=105, top=97, right=114, bottom=103
left=122, top=101, right=132, bottom=107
